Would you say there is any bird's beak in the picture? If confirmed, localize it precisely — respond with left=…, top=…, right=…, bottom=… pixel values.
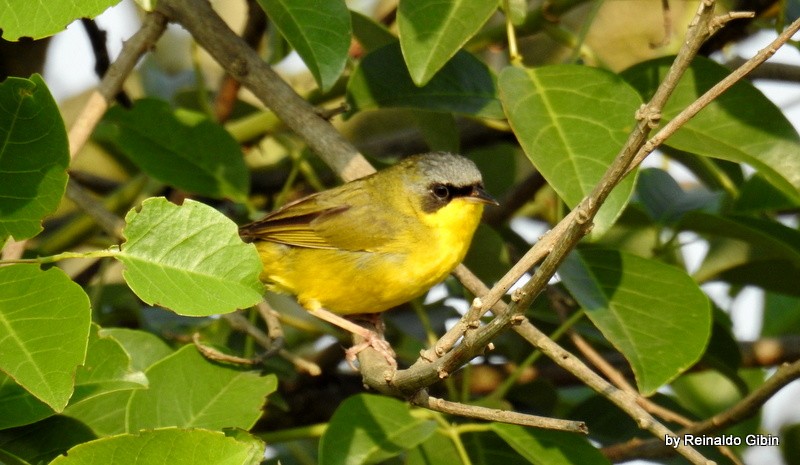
left=467, top=186, right=499, bottom=206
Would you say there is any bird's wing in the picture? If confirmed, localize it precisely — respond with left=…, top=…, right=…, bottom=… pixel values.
left=239, top=184, right=402, bottom=251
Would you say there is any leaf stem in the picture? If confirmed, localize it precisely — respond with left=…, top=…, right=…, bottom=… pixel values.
left=0, top=249, right=117, bottom=265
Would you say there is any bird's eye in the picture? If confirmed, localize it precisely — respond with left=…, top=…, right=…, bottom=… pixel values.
left=432, top=184, right=450, bottom=200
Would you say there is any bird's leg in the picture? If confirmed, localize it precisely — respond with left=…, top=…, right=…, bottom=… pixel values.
left=309, top=308, right=397, bottom=370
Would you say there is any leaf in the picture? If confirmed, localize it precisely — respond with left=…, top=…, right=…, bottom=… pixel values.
left=622, top=56, right=800, bottom=203
left=255, top=0, right=351, bottom=91
left=347, top=43, right=504, bottom=119
left=462, top=431, right=530, bottom=465
left=93, top=99, right=249, bottom=202
left=319, top=394, right=437, bottom=465
left=734, top=173, right=800, bottom=213
left=398, top=0, right=497, bottom=86
left=0, top=0, right=120, bottom=41
left=406, top=430, right=461, bottom=465
left=0, top=373, right=54, bottom=429
left=63, top=329, right=171, bottom=437
left=0, top=265, right=91, bottom=411
left=0, top=75, right=69, bottom=243
left=126, top=345, right=277, bottom=432
left=762, top=292, right=800, bottom=338
left=684, top=213, right=800, bottom=287
left=63, top=390, right=134, bottom=437
left=635, top=168, right=722, bottom=224
left=72, top=325, right=148, bottom=404
left=49, top=428, right=265, bottom=465
left=499, top=65, right=642, bottom=237
left=0, top=416, right=96, bottom=465
left=351, top=10, right=396, bottom=53
left=491, top=423, right=611, bottom=465
left=97, top=328, right=173, bottom=372
left=559, top=249, right=711, bottom=395
left=115, top=197, right=264, bottom=317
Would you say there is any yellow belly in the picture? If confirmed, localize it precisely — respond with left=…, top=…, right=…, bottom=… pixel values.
left=256, top=199, right=483, bottom=315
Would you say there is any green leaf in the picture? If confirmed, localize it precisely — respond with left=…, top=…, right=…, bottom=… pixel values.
left=347, top=43, right=504, bottom=119
left=559, top=249, right=711, bottom=395
left=319, top=394, right=437, bottom=465
left=0, top=416, right=96, bottom=465
left=97, top=328, right=173, bottom=372
left=48, top=428, right=265, bottom=465
left=0, top=0, right=120, bottom=41
left=93, top=99, right=249, bottom=202
left=63, top=329, right=171, bottom=437
left=255, top=0, right=351, bottom=91
left=406, top=430, right=461, bottom=465
left=126, top=345, right=277, bottom=432
left=0, top=75, right=69, bottom=243
left=499, top=65, right=642, bottom=237
left=463, top=431, right=530, bottom=465
left=351, top=10, right=396, bottom=53
left=0, top=373, right=54, bottom=429
left=622, top=56, right=800, bottom=203
left=398, top=0, right=497, bottom=86
left=115, top=197, right=264, bottom=317
left=635, top=168, right=722, bottom=224
left=491, top=423, right=611, bottom=465
left=0, top=265, right=91, bottom=411
left=72, top=325, right=147, bottom=404
left=685, top=213, right=800, bottom=287
left=734, top=173, right=800, bottom=213
left=63, top=391, right=134, bottom=437
left=762, top=292, right=800, bottom=338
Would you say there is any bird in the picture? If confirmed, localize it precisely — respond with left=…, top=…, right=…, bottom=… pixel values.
left=239, top=152, right=497, bottom=368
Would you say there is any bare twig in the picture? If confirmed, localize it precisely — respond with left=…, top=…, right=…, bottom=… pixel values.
left=548, top=286, right=694, bottom=427
left=222, top=311, right=321, bottom=376
left=214, top=0, right=266, bottom=122
left=411, top=391, right=588, bottom=434
left=80, top=18, right=132, bottom=107
left=68, top=12, right=167, bottom=159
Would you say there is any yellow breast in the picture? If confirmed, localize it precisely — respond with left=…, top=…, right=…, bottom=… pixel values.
left=256, top=198, right=484, bottom=315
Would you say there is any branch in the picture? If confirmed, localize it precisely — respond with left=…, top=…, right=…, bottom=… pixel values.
left=603, top=359, right=800, bottom=462
left=63, top=12, right=168, bottom=240
left=68, top=12, right=167, bottom=159
left=156, top=0, right=375, bottom=182
left=410, top=391, right=588, bottom=434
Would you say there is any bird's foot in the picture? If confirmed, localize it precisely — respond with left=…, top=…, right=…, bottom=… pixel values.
left=345, top=332, right=397, bottom=371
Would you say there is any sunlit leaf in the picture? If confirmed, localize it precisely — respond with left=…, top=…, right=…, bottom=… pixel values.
left=499, top=65, right=642, bottom=237
left=398, top=0, right=497, bottom=85
left=0, top=265, right=91, bottom=411
left=116, top=198, right=264, bottom=317
left=559, top=249, right=711, bottom=394
left=49, top=428, right=265, bottom=465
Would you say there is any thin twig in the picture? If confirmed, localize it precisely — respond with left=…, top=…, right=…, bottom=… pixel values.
left=68, top=12, right=168, bottom=159
left=548, top=286, right=694, bottom=427
left=626, top=11, right=799, bottom=175
left=411, top=390, right=588, bottom=434
left=603, top=359, right=800, bottom=462
left=214, top=0, right=266, bottom=122
left=80, top=18, right=132, bottom=107
left=222, top=311, right=321, bottom=376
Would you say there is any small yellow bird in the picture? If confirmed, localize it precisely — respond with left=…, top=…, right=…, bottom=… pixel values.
left=239, top=152, right=497, bottom=365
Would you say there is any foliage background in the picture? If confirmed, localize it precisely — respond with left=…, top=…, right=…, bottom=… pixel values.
left=2, top=1, right=800, bottom=465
